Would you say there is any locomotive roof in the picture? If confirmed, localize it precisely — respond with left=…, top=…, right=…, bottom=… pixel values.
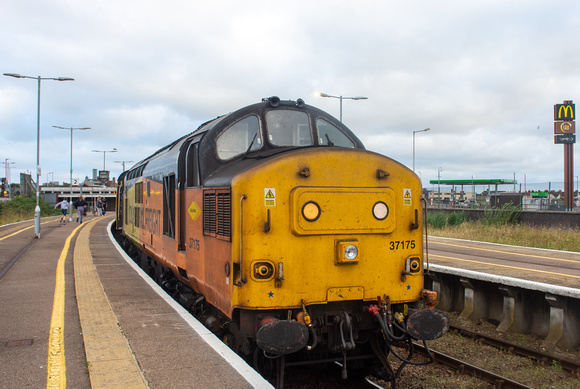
left=197, top=97, right=365, bottom=182
left=123, top=97, right=366, bottom=184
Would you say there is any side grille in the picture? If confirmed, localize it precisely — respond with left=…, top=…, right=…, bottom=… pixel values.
left=203, top=190, right=231, bottom=240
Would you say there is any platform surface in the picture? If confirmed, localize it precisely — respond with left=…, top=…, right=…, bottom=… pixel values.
left=0, top=215, right=271, bottom=388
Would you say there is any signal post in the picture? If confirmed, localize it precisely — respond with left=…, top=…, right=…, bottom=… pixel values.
left=554, top=100, right=576, bottom=211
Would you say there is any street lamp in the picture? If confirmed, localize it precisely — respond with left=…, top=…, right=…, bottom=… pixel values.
left=412, top=128, right=430, bottom=172
left=438, top=167, right=443, bottom=208
left=92, top=148, right=118, bottom=171
left=4, top=73, right=74, bottom=238
left=114, top=160, right=134, bottom=172
left=53, top=126, right=91, bottom=221
left=316, top=92, right=368, bottom=122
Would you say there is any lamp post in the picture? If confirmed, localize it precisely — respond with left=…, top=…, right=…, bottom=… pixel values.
left=412, top=128, right=430, bottom=172
left=316, top=92, right=368, bottom=122
left=472, top=175, right=475, bottom=203
left=4, top=73, right=74, bottom=238
left=438, top=167, right=443, bottom=208
left=53, top=126, right=91, bottom=221
left=114, top=160, right=134, bottom=172
left=92, top=148, right=118, bottom=171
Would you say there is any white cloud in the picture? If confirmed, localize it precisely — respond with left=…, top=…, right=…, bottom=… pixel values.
left=1, top=0, right=579, bottom=186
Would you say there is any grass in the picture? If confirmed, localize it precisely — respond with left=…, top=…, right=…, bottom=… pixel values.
left=0, top=196, right=60, bottom=225
left=428, top=211, right=580, bottom=252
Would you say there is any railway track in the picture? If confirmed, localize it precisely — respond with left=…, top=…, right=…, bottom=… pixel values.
left=448, top=324, right=580, bottom=376
left=414, top=342, right=533, bottom=389
left=410, top=323, right=580, bottom=388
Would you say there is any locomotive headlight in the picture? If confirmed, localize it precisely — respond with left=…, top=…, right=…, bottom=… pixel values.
left=336, top=241, right=360, bottom=264
left=344, top=244, right=358, bottom=260
left=372, top=201, right=389, bottom=220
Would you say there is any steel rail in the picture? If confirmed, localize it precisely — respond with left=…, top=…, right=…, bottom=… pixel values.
left=414, top=342, right=533, bottom=389
left=449, top=324, right=580, bottom=376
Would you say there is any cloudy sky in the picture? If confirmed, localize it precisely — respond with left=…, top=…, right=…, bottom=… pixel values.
left=1, top=0, right=579, bottom=192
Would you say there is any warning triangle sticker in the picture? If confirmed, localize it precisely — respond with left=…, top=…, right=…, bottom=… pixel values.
left=266, top=190, right=275, bottom=198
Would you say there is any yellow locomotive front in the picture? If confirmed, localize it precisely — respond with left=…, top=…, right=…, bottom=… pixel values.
left=232, top=148, right=424, bottom=310
left=117, top=97, right=448, bottom=385
left=209, top=98, right=449, bottom=382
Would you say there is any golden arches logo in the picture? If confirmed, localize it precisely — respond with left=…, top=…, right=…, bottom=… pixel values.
left=557, top=104, right=574, bottom=120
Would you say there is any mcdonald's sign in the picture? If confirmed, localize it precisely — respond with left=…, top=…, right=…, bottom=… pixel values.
left=554, top=120, right=575, bottom=134
left=554, top=103, right=575, bottom=120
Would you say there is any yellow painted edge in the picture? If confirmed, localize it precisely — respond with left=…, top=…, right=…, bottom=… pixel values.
left=0, top=225, right=34, bottom=241
left=433, top=240, right=580, bottom=264
left=1, top=219, right=62, bottom=241
left=430, top=254, right=580, bottom=279
left=46, top=219, right=88, bottom=388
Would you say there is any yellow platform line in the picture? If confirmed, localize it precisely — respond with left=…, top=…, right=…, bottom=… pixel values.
left=430, top=254, right=580, bottom=280
left=431, top=239, right=580, bottom=264
left=73, top=220, right=148, bottom=388
left=46, top=221, right=86, bottom=388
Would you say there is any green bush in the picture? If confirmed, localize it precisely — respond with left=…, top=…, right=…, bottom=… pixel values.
left=427, top=212, right=446, bottom=228
left=0, top=195, right=59, bottom=225
left=447, top=211, right=466, bottom=226
left=427, top=211, right=467, bottom=228
left=482, top=203, right=521, bottom=226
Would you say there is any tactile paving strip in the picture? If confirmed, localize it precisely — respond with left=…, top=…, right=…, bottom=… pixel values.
left=74, top=221, right=149, bottom=388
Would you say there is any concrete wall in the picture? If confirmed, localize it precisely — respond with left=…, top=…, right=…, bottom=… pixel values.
left=425, top=270, right=580, bottom=349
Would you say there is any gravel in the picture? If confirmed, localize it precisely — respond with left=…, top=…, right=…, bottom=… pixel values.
left=373, top=312, right=580, bottom=388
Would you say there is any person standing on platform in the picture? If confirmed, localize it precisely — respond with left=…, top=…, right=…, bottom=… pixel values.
left=96, top=197, right=103, bottom=216
left=73, top=195, right=88, bottom=223
left=54, top=199, right=70, bottom=223
left=101, top=198, right=107, bottom=216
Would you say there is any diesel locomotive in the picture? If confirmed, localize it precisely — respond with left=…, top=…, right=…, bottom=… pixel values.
left=115, top=96, right=448, bottom=387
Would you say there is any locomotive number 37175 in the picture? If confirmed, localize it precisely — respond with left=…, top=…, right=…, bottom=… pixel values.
left=389, top=240, right=416, bottom=250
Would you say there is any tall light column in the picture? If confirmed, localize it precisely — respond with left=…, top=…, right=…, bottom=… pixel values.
left=4, top=73, right=74, bottom=238
left=53, top=126, right=91, bottom=221
left=412, top=128, right=430, bottom=172
left=114, top=160, right=134, bottom=172
left=92, top=148, right=118, bottom=171
left=438, top=167, right=443, bottom=208
left=316, top=92, right=368, bottom=122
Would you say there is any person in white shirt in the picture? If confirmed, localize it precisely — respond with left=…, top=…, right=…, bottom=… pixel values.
left=54, top=199, right=70, bottom=224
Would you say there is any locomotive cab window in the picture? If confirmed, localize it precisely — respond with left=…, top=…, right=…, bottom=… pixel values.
left=317, top=118, right=355, bottom=148
left=186, top=143, right=200, bottom=187
left=216, top=115, right=261, bottom=160
left=266, top=110, right=312, bottom=147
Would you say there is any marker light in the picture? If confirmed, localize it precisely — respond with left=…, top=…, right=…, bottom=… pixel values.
left=373, top=201, right=389, bottom=220
left=252, top=261, right=275, bottom=281
left=405, top=257, right=421, bottom=274
left=302, top=201, right=321, bottom=222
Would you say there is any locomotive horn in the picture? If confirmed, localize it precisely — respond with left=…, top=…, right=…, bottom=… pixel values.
left=268, top=96, right=280, bottom=107
left=296, top=98, right=305, bottom=107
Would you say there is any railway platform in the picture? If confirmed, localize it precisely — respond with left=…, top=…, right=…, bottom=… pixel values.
left=0, top=215, right=272, bottom=388
left=426, top=236, right=580, bottom=349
